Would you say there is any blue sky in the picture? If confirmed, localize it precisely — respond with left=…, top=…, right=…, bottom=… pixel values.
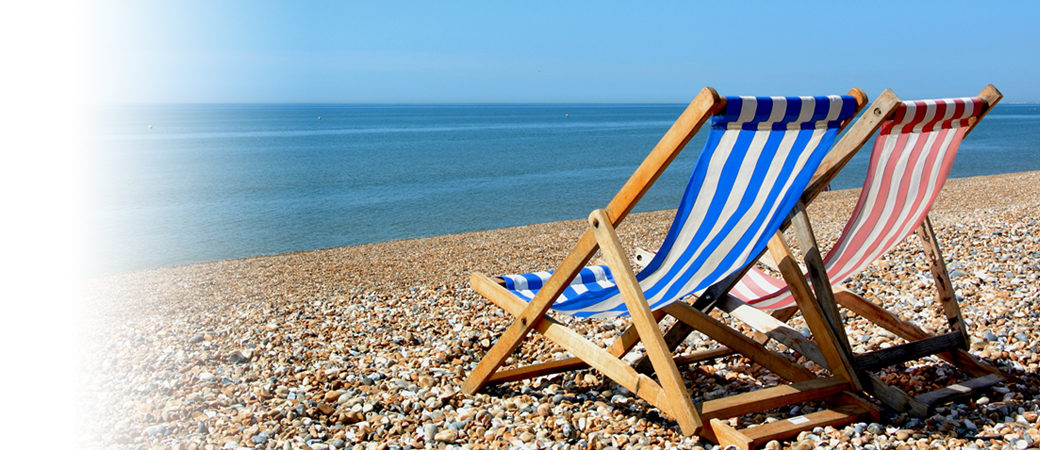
left=86, top=1, right=1040, bottom=103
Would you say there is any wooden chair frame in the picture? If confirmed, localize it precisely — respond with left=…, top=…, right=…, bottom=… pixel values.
left=462, top=87, right=889, bottom=446
left=818, top=85, right=1010, bottom=415
left=656, top=85, right=1011, bottom=422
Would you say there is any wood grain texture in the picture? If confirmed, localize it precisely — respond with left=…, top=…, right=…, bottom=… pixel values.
left=853, top=331, right=965, bottom=371
left=766, top=232, right=858, bottom=385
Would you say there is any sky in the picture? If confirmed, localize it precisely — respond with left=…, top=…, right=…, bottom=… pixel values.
left=84, top=1, right=1040, bottom=104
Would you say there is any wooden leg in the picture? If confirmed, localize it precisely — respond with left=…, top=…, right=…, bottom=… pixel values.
left=590, top=209, right=702, bottom=435
left=790, top=205, right=856, bottom=358
left=766, top=230, right=861, bottom=390
left=644, top=297, right=797, bottom=375
left=915, top=215, right=970, bottom=347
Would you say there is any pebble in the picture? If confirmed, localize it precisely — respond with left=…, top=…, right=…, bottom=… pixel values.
left=323, top=390, right=343, bottom=403
left=433, top=429, right=458, bottom=443
left=228, top=351, right=249, bottom=364
left=536, top=403, right=551, bottom=416
left=866, top=423, right=884, bottom=434
left=791, top=441, right=813, bottom=450
left=80, top=172, right=1040, bottom=448
left=422, top=423, right=437, bottom=442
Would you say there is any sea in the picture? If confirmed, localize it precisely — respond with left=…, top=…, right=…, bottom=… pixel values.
left=84, top=103, right=1040, bottom=275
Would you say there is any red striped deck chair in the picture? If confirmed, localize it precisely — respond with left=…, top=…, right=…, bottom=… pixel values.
left=720, top=85, right=1010, bottom=417
left=462, top=87, right=891, bottom=447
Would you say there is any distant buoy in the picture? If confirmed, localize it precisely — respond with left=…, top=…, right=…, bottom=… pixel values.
left=148, top=125, right=153, bottom=130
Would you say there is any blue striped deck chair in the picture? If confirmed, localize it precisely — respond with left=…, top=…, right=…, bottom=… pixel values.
left=462, top=87, right=874, bottom=442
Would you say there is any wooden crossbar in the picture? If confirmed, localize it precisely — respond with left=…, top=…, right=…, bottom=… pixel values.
left=915, top=374, right=1004, bottom=408
left=488, top=346, right=737, bottom=385
left=698, top=377, right=849, bottom=422
left=853, top=332, right=965, bottom=371
left=833, top=288, right=1006, bottom=379
left=711, top=401, right=874, bottom=450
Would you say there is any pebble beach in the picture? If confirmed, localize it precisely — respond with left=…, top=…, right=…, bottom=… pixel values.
left=81, top=170, right=1040, bottom=449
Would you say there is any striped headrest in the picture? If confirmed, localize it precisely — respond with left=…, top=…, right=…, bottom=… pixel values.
left=713, top=95, right=858, bottom=131
left=881, top=97, right=986, bottom=135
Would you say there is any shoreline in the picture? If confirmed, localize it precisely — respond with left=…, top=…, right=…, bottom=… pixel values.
left=82, top=170, right=1040, bottom=448
left=89, top=170, right=1040, bottom=281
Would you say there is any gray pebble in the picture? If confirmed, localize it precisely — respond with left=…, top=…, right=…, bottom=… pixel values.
left=422, top=423, right=438, bottom=442
left=963, top=418, right=977, bottom=430
left=228, top=351, right=249, bottom=364
left=561, top=422, right=576, bottom=439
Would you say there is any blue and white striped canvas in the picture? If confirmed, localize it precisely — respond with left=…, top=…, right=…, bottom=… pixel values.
left=501, top=95, right=858, bottom=318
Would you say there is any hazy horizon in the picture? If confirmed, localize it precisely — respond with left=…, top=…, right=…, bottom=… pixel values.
left=84, top=1, right=1040, bottom=105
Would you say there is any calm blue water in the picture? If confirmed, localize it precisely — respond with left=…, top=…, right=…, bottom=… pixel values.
left=84, top=103, right=1040, bottom=275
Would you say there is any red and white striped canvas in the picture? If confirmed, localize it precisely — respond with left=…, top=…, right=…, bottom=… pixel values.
left=731, top=97, right=987, bottom=310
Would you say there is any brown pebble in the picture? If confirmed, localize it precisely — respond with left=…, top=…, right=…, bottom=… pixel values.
left=791, top=441, right=813, bottom=450
left=323, top=390, right=343, bottom=403
left=434, top=429, right=457, bottom=443
left=537, top=403, right=552, bottom=417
